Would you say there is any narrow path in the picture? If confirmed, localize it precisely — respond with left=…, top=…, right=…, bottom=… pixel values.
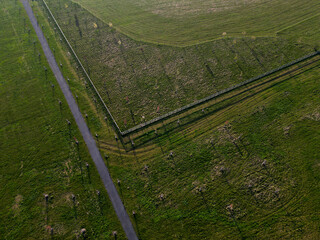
left=21, top=1, right=138, bottom=239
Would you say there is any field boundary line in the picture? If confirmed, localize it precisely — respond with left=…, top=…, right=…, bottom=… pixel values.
left=122, top=51, right=320, bottom=136
left=39, top=0, right=319, bottom=138
left=126, top=58, right=320, bottom=148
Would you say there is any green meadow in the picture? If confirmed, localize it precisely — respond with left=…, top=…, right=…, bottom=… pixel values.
left=1, top=0, right=319, bottom=239
left=71, top=0, right=320, bottom=46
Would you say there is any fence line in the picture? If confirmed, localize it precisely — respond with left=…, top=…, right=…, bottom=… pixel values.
left=40, top=0, right=319, bottom=138
left=40, top=0, right=122, bottom=136
left=122, top=51, right=320, bottom=136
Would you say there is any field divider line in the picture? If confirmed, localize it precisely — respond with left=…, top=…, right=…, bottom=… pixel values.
left=39, top=0, right=319, bottom=139
left=121, top=51, right=320, bottom=136
left=40, top=0, right=122, bottom=136
left=22, top=0, right=138, bottom=239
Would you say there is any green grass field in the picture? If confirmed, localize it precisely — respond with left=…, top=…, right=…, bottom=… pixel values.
left=277, top=13, right=320, bottom=47
left=0, top=1, right=124, bottom=239
left=2, top=0, right=319, bottom=239
left=102, top=63, right=320, bottom=239
left=41, top=0, right=315, bottom=130
left=70, top=0, right=320, bottom=46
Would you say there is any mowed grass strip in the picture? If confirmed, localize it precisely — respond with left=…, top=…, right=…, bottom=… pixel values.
left=71, top=0, right=320, bottom=46
left=0, top=1, right=124, bottom=239
left=277, top=13, right=320, bottom=47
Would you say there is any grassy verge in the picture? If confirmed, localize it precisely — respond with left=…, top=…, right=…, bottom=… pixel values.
left=0, top=1, right=124, bottom=239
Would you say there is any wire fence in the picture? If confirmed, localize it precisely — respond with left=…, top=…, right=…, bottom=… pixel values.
left=40, top=0, right=122, bottom=136
left=40, top=0, right=320, bottom=138
left=121, top=50, right=320, bottom=136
